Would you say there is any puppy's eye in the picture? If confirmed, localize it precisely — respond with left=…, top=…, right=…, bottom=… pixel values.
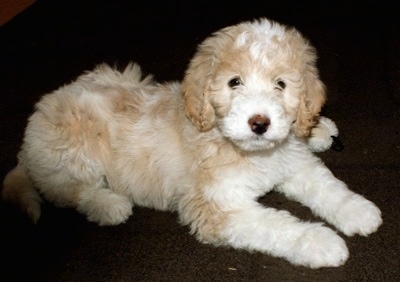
left=228, top=77, right=242, bottom=88
left=275, top=79, right=286, bottom=90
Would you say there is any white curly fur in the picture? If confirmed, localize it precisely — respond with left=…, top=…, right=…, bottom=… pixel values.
left=2, top=18, right=382, bottom=268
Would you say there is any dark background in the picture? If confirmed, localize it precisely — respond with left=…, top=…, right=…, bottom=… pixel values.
left=1, top=1, right=399, bottom=281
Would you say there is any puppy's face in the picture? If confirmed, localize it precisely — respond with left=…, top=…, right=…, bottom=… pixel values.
left=209, top=45, right=304, bottom=151
left=183, top=19, right=326, bottom=152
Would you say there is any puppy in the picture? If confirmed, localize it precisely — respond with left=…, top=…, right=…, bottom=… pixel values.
left=2, top=18, right=382, bottom=268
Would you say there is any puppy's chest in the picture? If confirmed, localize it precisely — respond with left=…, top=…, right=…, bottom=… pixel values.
left=214, top=150, right=298, bottom=196
left=251, top=156, right=295, bottom=187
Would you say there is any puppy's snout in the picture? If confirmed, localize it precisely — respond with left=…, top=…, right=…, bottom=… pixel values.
left=248, top=114, right=270, bottom=135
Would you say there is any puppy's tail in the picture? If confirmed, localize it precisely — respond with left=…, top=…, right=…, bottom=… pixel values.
left=2, top=163, right=42, bottom=223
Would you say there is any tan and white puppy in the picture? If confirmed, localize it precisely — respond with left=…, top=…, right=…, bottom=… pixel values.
left=2, top=18, right=382, bottom=268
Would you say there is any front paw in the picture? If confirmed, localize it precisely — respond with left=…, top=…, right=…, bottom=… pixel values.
left=335, top=194, right=382, bottom=236
left=291, top=225, right=349, bottom=268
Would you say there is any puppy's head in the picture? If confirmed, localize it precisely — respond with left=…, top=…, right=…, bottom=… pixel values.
left=182, top=18, right=326, bottom=150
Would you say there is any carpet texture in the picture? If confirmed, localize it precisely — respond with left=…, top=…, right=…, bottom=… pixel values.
left=1, top=1, right=399, bottom=281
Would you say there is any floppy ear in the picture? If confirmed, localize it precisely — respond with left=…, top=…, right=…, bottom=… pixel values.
left=182, top=43, right=217, bottom=132
left=293, top=66, right=326, bottom=137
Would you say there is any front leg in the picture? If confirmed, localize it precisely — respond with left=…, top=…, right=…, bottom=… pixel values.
left=276, top=160, right=382, bottom=236
left=179, top=189, right=349, bottom=268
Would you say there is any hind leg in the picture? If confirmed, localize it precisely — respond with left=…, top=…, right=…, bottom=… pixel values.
left=78, top=190, right=133, bottom=225
left=36, top=173, right=133, bottom=226
left=19, top=94, right=134, bottom=225
left=21, top=144, right=133, bottom=225
left=75, top=178, right=133, bottom=226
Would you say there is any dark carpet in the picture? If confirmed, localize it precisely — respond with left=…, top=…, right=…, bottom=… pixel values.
left=1, top=1, right=399, bottom=281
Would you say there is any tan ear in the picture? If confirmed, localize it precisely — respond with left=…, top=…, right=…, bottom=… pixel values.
left=182, top=42, right=217, bottom=132
left=293, top=68, right=326, bottom=137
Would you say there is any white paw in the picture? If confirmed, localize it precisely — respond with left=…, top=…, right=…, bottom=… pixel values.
left=291, top=225, right=349, bottom=268
left=335, top=194, right=382, bottom=236
left=79, top=190, right=133, bottom=226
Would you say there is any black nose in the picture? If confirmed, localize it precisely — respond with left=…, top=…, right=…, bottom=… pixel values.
left=248, top=114, right=270, bottom=135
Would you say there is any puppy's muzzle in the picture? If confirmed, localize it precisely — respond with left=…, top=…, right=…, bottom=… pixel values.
left=248, top=114, right=270, bottom=135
